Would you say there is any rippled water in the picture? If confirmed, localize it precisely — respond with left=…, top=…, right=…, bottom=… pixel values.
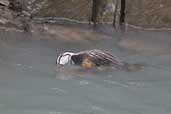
left=0, top=27, right=171, bottom=114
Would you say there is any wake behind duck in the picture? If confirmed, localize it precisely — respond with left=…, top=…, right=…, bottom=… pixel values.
left=56, top=49, right=144, bottom=70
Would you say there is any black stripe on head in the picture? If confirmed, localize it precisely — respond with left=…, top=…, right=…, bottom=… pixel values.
left=57, top=53, right=73, bottom=65
left=56, top=54, right=62, bottom=64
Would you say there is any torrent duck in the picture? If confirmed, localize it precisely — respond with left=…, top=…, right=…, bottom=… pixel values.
left=56, top=49, right=126, bottom=69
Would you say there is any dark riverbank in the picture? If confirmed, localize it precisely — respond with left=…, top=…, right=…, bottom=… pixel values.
left=1, top=0, right=171, bottom=32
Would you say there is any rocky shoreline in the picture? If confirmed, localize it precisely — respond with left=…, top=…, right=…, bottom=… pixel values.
left=0, top=0, right=171, bottom=34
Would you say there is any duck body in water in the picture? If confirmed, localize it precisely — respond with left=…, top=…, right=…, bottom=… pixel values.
left=56, top=49, right=126, bottom=69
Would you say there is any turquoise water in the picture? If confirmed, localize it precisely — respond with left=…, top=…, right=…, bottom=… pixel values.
left=0, top=27, right=171, bottom=114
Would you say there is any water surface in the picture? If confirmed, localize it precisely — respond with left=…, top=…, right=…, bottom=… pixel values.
left=0, top=27, right=171, bottom=114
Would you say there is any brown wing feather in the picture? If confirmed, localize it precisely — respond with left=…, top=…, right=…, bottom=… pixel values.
left=76, top=49, right=124, bottom=68
left=90, top=50, right=124, bottom=66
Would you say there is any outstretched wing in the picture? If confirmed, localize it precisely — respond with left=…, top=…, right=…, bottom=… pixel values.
left=76, top=49, right=125, bottom=68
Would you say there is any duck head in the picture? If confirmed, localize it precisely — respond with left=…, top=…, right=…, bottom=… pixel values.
left=56, top=52, right=74, bottom=66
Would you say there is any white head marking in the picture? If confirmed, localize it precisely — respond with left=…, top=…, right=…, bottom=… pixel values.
left=56, top=52, right=74, bottom=65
